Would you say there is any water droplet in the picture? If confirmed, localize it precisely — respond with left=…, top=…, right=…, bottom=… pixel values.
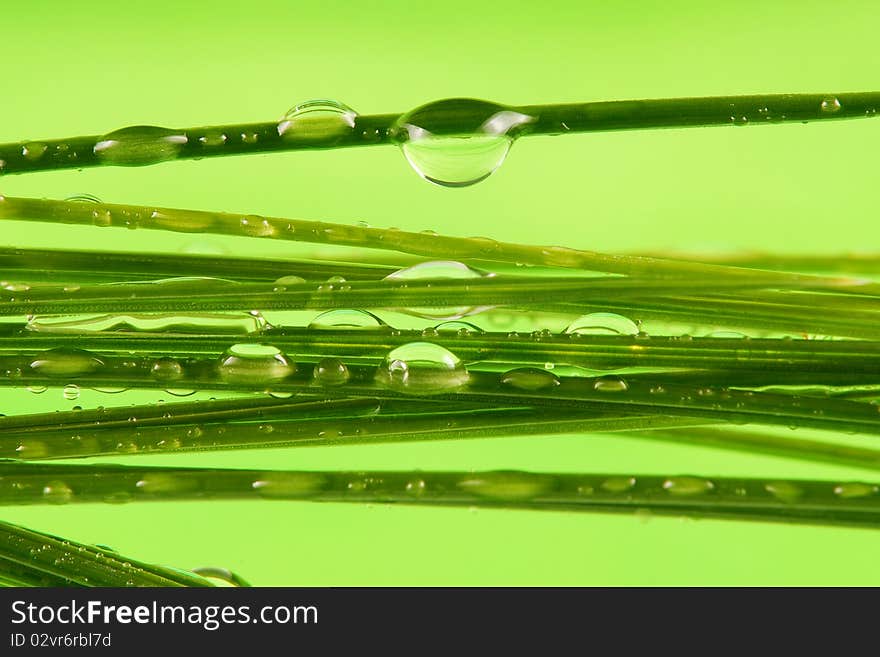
left=135, top=474, right=197, bottom=494
left=252, top=472, right=326, bottom=498
left=218, top=344, right=294, bottom=384
left=150, top=357, right=184, bottom=381
left=22, top=142, right=48, bottom=160
left=42, top=481, right=73, bottom=504
left=405, top=479, right=427, bottom=496
left=592, top=376, right=628, bottom=392
left=500, top=367, right=560, bottom=391
left=308, top=309, right=387, bottom=330
left=390, top=98, right=534, bottom=186
left=833, top=482, right=878, bottom=499
left=820, top=97, right=842, bottom=114
left=273, top=275, right=307, bottom=292
left=662, top=477, right=714, bottom=495
left=65, top=193, right=102, bottom=204
left=704, top=330, right=749, bottom=339
left=600, top=476, right=636, bottom=493
left=765, top=481, right=803, bottom=503
left=376, top=342, right=469, bottom=394
left=62, top=384, right=80, bottom=401
left=93, top=126, right=188, bottom=166
left=29, top=348, right=103, bottom=377
left=434, top=320, right=483, bottom=334
left=313, top=358, right=350, bottom=386
left=26, top=385, right=48, bottom=394
left=564, top=312, right=639, bottom=336
left=385, top=260, right=489, bottom=319
left=458, top=471, right=551, bottom=501
left=277, top=100, right=357, bottom=143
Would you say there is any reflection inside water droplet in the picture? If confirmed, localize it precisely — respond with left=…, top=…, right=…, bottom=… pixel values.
left=390, top=98, right=534, bottom=186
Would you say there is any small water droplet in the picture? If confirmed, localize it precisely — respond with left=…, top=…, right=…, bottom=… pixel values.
left=820, top=97, right=842, bottom=114
left=600, top=476, right=636, bottom=493
left=22, top=142, right=48, bottom=159
left=42, top=481, right=73, bottom=504
left=65, top=193, right=102, bottom=204
left=308, top=309, right=387, bottom=330
left=564, top=312, right=639, bottom=336
left=273, top=275, right=307, bottom=292
left=765, top=481, right=803, bottom=503
left=135, top=474, right=197, bottom=494
left=390, top=98, right=534, bottom=187
left=313, top=358, right=350, bottom=386
left=458, top=471, right=551, bottom=501
left=277, top=100, right=358, bottom=143
left=62, top=384, right=80, bottom=401
left=592, top=376, right=628, bottom=392
left=662, top=477, right=714, bottom=496
left=500, top=367, right=560, bottom=391
left=833, top=482, right=877, bottom=499
left=94, top=126, right=188, bottom=166
left=218, top=344, right=294, bottom=384
left=376, top=342, right=469, bottom=394
left=252, top=472, right=326, bottom=498
left=150, top=357, right=184, bottom=381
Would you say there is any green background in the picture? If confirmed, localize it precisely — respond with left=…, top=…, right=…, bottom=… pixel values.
left=2, top=0, right=880, bottom=584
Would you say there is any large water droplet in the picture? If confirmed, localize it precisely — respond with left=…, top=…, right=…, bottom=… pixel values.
left=385, top=260, right=490, bottom=320
left=94, top=126, right=188, bottom=166
left=662, top=477, right=714, bottom=496
left=29, top=348, right=104, bottom=377
left=62, top=384, right=80, bottom=401
left=308, top=309, right=387, bottom=330
left=277, top=100, right=358, bottom=144
left=151, top=357, right=184, bottom=381
left=564, top=312, right=639, bottom=336
left=592, top=376, right=629, bottom=393
left=376, top=342, right=469, bottom=394
left=820, top=97, right=842, bottom=114
left=218, top=344, right=294, bottom=384
left=833, top=482, right=878, bottom=499
left=390, top=98, right=534, bottom=187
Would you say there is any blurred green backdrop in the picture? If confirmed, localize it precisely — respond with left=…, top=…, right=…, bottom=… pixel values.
left=1, top=0, right=879, bottom=585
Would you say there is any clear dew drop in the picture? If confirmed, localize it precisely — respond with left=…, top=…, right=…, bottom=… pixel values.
left=662, top=477, right=715, bottom=496
left=592, top=375, right=629, bottom=393
left=218, top=344, right=294, bottom=384
left=390, top=98, right=535, bottom=187
left=252, top=472, right=326, bottom=498
left=308, top=308, right=387, bottom=330
left=500, top=367, right=560, bottom=391
left=601, top=476, right=636, bottom=493
left=765, top=481, right=803, bottom=503
left=151, top=357, right=184, bottom=381
left=376, top=342, right=469, bottom=394
left=384, top=260, right=489, bottom=320
left=564, top=312, right=639, bottom=336
left=62, top=384, right=80, bottom=401
left=820, top=97, right=842, bottom=114
left=434, top=320, right=484, bottom=334
left=42, top=481, right=73, bottom=504
left=93, top=125, right=188, bottom=166
left=457, top=471, right=551, bottom=501
left=833, top=482, right=878, bottom=499
left=65, top=193, right=102, bottom=204
left=277, top=100, right=358, bottom=143
left=135, top=474, right=197, bottom=494
left=29, top=348, right=104, bottom=377
left=313, top=358, right=350, bottom=386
